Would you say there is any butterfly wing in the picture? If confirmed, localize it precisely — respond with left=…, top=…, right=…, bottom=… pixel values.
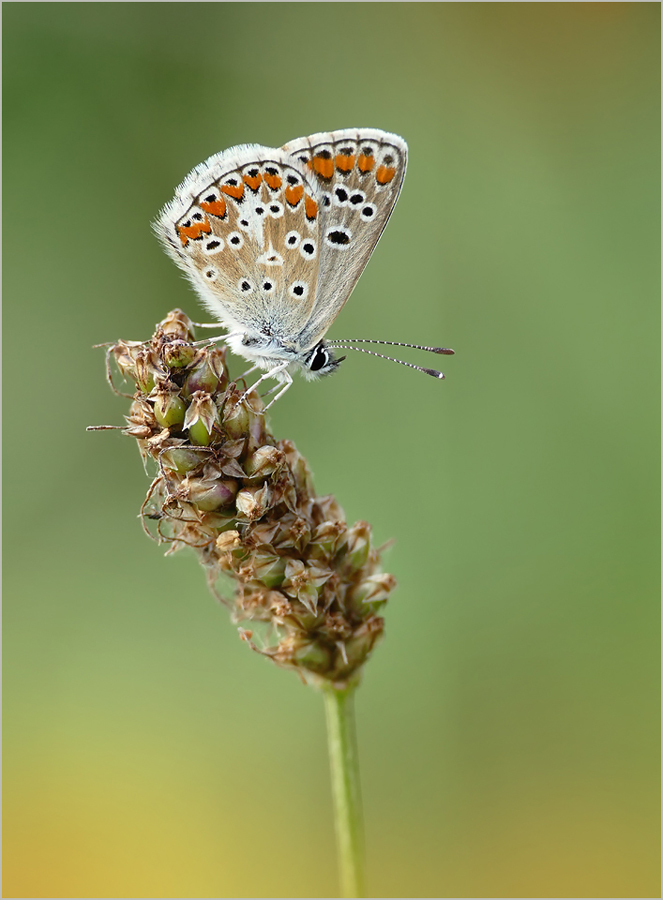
left=281, top=128, right=408, bottom=349
left=154, top=128, right=407, bottom=353
left=154, top=144, right=326, bottom=343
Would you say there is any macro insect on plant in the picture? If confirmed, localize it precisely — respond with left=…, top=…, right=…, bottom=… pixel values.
left=153, top=128, right=454, bottom=407
left=92, top=129, right=454, bottom=898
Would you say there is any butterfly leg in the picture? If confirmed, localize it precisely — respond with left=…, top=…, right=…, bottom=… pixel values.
left=258, top=382, right=280, bottom=399
left=237, top=363, right=260, bottom=380
left=238, top=362, right=290, bottom=407
left=262, top=372, right=294, bottom=410
left=258, top=375, right=294, bottom=403
left=191, top=325, right=238, bottom=348
left=192, top=334, right=226, bottom=348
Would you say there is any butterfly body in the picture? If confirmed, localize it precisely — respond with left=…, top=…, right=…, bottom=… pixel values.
left=155, top=128, right=409, bottom=397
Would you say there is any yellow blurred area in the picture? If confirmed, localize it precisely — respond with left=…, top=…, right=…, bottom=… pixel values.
left=4, top=759, right=657, bottom=897
left=3, top=3, right=659, bottom=897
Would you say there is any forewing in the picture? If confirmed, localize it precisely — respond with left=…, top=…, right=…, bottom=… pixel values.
left=281, top=128, right=408, bottom=348
left=154, top=145, right=325, bottom=341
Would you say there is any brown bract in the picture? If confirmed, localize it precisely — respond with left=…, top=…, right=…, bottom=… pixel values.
left=106, top=310, right=396, bottom=687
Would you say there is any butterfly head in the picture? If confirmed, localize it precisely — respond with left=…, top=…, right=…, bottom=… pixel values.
left=226, top=329, right=344, bottom=380
left=301, top=341, right=346, bottom=380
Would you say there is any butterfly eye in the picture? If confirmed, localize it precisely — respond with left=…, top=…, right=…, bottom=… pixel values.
left=309, top=345, right=329, bottom=372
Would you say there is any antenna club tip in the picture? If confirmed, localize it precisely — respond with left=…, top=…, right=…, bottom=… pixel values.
left=423, top=368, right=445, bottom=379
left=434, top=348, right=455, bottom=355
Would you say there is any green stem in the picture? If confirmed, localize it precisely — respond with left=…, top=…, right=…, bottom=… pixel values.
left=323, top=684, right=365, bottom=898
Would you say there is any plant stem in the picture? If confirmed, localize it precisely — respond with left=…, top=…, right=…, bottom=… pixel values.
left=323, top=683, right=365, bottom=898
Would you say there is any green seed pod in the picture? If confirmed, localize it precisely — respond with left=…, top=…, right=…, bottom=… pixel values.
left=158, top=309, right=196, bottom=341
left=154, top=392, right=187, bottom=428
left=244, top=393, right=266, bottom=453
left=252, top=554, right=287, bottom=589
left=278, top=439, right=315, bottom=501
left=188, top=418, right=213, bottom=446
left=292, top=639, right=333, bottom=674
left=340, top=619, right=384, bottom=671
left=163, top=340, right=197, bottom=369
left=182, top=350, right=227, bottom=398
left=271, top=514, right=311, bottom=555
left=183, top=476, right=238, bottom=512
left=308, top=521, right=347, bottom=562
left=184, top=392, right=221, bottom=446
left=343, top=521, right=372, bottom=573
left=348, top=573, right=397, bottom=612
left=282, top=560, right=333, bottom=615
left=134, top=350, right=163, bottom=393
left=244, top=446, right=284, bottom=480
left=111, top=340, right=142, bottom=382
left=159, top=446, right=209, bottom=474
left=222, top=389, right=250, bottom=438
left=224, top=389, right=265, bottom=450
left=236, top=483, right=273, bottom=521
left=200, top=512, right=238, bottom=533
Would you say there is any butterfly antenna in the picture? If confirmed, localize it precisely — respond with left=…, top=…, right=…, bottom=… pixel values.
left=331, top=345, right=447, bottom=379
left=327, top=338, right=455, bottom=356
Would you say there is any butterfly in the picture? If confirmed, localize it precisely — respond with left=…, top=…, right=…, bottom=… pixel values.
left=154, top=128, right=453, bottom=406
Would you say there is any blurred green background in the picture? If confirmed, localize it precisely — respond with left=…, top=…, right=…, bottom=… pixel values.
left=3, top=3, right=659, bottom=898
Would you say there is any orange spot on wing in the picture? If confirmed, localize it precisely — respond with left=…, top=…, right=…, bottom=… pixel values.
left=376, top=165, right=396, bottom=185
left=312, top=155, right=334, bottom=179
left=304, top=195, right=318, bottom=220
left=335, top=153, right=355, bottom=173
left=358, top=153, right=374, bottom=173
left=243, top=172, right=262, bottom=191
left=199, top=197, right=227, bottom=218
left=220, top=182, right=244, bottom=201
left=264, top=172, right=282, bottom=190
left=285, top=184, right=304, bottom=206
left=177, top=217, right=212, bottom=245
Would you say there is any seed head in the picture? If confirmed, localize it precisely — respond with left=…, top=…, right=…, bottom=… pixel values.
left=99, top=311, right=397, bottom=687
